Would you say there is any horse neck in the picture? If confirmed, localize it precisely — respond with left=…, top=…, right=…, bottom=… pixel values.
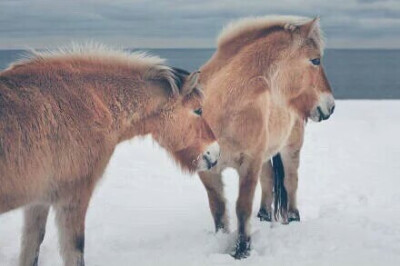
left=43, top=59, right=170, bottom=142
left=202, top=28, right=291, bottom=88
left=200, top=52, right=232, bottom=87
left=107, top=87, right=171, bottom=143
left=66, top=63, right=145, bottom=132
left=118, top=107, right=168, bottom=142
left=106, top=79, right=171, bottom=142
left=67, top=61, right=175, bottom=143
left=202, top=43, right=278, bottom=90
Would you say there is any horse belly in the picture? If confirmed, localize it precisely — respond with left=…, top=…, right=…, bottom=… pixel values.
left=0, top=162, right=51, bottom=213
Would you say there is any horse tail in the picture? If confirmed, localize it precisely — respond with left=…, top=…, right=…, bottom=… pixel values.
left=272, top=153, right=287, bottom=221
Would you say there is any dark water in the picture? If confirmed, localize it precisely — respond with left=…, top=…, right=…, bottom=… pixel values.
left=1, top=49, right=399, bottom=99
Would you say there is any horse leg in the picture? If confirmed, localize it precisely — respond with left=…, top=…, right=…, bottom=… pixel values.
left=232, top=158, right=262, bottom=259
left=54, top=183, right=94, bottom=266
left=198, top=171, right=228, bottom=233
left=280, top=146, right=301, bottom=223
left=257, top=160, right=273, bottom=222
left=19, top=204, right=50, bottom=266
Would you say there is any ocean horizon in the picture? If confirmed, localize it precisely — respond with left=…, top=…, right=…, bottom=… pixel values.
left=1, top=48, right=399, bottom=99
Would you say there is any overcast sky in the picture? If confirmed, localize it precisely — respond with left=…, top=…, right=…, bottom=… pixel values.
left=0, top=0, right=399, bottom=49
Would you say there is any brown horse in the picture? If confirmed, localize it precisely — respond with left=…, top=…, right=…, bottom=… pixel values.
left=0, top=44, right=220, bottom=266
left=198, top=16, right=335, bottom=258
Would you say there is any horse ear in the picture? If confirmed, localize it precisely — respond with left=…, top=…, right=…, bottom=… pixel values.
left=182, top=71, right=200, bottom=96
left=299, top=17, right=319, bottom=38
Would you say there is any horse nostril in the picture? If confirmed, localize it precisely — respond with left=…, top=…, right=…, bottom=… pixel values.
left=206, top=151, right=210, bottom=155
left=330, top=105, right=335, bottom=114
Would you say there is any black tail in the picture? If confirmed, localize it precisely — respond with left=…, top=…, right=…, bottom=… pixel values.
left=272, top=153, right=287, bottom=221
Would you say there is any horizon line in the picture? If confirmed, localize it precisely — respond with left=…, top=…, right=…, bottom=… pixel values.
left=0, top=47, right=400, bottom=51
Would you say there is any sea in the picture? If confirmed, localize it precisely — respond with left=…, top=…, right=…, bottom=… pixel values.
left=0, top=49, right=399, bottom=99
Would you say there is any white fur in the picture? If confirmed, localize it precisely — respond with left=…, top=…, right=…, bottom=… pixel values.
left=198, top=141, right=220, bottom=171
left=310, top=92, right=335, bottom=122
left=319, top=92, right=335, bottom=114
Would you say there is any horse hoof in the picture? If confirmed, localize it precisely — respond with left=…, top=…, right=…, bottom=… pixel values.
left=257, top=208, right=272, bottom=222
left=215, top=224, right=229, bottom=234
left=231, top=235, right=251, bottom=259
left=288, top=210, right=300, bottom=223
left=281, top=217, right=289, bottom=224
left=215, top=220, right=229, bottom=233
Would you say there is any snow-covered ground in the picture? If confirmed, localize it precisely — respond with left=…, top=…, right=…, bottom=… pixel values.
left=1, top=101, right=400, bottom=266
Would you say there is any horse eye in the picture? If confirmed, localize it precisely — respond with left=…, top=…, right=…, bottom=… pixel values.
left=310, top=58, right=321, bottom=66
left=194, top=108, right=203, bottom=116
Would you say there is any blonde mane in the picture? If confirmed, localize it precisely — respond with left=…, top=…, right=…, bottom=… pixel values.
left=217, top=15, right=325, bottom=52
left=8, top=43, right=182, bottom=95
left=13, top=42, right=165, bottom=67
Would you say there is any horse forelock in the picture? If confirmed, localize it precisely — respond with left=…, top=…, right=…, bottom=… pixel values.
left=169, top=67, right=203, bottom=99
left=216, top=15, right=325, bottom=54
left=171, top=67, right=190, bottom=92
left=146, top=66, right=195, bottom=97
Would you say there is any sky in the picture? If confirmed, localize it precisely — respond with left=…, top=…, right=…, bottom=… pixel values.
left=0, top=0, right=399, bottom=49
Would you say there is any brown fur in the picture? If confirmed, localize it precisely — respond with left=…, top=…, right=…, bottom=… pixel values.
left=0, top=46, right=218, bottom=265
left=198, top=16, right=335, bottom=258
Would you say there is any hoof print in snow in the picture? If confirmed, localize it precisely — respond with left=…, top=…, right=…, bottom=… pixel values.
left=231, top=235, right=251, bottom=259
left=257, top=208, right=272, bottom=222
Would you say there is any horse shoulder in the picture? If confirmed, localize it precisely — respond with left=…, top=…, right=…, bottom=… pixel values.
left=225, top=103, right=268, bottom=155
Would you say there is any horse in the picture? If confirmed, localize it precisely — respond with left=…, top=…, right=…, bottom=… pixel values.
left=197, top=16, right=335, bottom=259
left=0, top=44, right=220, bottom=266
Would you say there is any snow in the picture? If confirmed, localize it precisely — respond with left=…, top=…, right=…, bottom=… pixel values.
left=1, top=100, right=400, bottom=266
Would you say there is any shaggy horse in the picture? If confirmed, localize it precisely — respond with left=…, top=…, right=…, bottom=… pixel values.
left=0, top=44, right=220, bottom=266
left=198, top=16, right=335, bottom=258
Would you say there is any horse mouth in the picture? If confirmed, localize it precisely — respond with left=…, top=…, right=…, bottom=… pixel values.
left=203, top=155, right=218, bottom=170
left=317, top=106, right=330, bottom=121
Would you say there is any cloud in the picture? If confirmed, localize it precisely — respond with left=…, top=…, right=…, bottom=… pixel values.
left=0, top=0, right=399, bottom=48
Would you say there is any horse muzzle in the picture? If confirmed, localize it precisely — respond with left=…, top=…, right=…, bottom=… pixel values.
left=198, top=142, right=220, bottom=171
left=310, top=93, right=335, bottom=122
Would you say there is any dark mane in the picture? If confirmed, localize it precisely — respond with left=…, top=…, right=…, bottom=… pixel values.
left=171, top=67, right=190, bottom=92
